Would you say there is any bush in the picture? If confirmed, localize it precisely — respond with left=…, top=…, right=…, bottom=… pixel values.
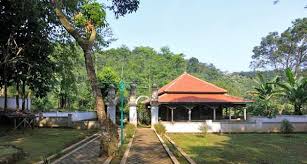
left=125, top=123, right=136, bottom=139
left=199, top=123, right=208, bottom=137
left=137, top=103, right=151, bottom=125
left=280, top=119, right=294, bottom=134
left=154, top=122, right=166, bottom=135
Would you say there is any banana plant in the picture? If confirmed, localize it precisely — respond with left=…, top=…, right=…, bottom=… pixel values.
left=277, top=68, right=307, bottom=115
left=249, top=73, right=282, bottom=117
left=251, top=73, right=282, bottom=101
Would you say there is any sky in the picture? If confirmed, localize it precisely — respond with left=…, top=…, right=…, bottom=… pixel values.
left=106, top=0, right=307, bottom=72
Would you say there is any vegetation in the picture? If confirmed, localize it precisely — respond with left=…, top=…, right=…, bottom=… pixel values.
left=278, top=68, right=307, bottom=115
left=251, top=18, right=307, bottom=75
left=199, top=123, right=209, bottom=137
left=125, top=123, right=136, bottom=139
left=0, top=128, right=96, bottom=164
left=169, top=133, right=307, bottom=164
left=110, top=123, right=136, bottom=164
left=154, top=122, right=166, bottom=135
left=280, top=119, right=294, bottom=134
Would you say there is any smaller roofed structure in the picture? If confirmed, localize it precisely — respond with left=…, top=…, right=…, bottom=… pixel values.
left=151, top=73, right=252, bottom=124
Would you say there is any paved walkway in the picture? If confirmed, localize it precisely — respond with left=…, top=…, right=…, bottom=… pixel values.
left=53, top=136, right=107, bottom=164
left=126, top=128, right=172, bottom=164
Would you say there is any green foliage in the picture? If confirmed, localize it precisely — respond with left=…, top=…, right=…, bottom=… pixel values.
left=97, top=66, right=120, bottom=97
left=154, top=122, right=166, bottom=135
left=280, top=119, right=294, bottom=134
left=137, top=103, right=151, bottom=125
left=248, top=73, right=281, bottom=117
left=32, top=97, right=54, bottom=112
left=277, top=68, right=307, bottom=115
left=74, top=1, right=106, bottom=28
left=247, top=98, right=278, bottom=117
left=125, top=123, right=136, bottom=139
left=251, top=18, right=307, bottom=74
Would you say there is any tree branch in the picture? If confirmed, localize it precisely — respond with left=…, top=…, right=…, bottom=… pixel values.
left=54, top=7, right=85, bottom=45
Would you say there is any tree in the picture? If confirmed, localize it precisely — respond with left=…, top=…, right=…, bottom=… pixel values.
left=251, top=18, right=307, bottom=75
left=249, top=73, right=281, bottom=117
left=97, top=66, right=120, bottom=97
left=278, top=68, right=307, bottom=115
left=0, top=0, right=55, bottom=111
left=51, top=0, right=139, bottom=123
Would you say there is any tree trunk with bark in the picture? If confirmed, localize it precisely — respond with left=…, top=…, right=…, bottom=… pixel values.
left=83, top=49, right=106, bottom=122
left=54, top=7, right=107, bottom=124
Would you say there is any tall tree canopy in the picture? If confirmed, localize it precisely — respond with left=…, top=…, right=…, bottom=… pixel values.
left=251, top=18, right=307, bottom=75
left=0, top=0, right=55, bottom=110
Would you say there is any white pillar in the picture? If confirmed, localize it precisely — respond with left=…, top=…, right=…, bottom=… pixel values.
left=171, top=108, right=174, bottom=123
left=107, top=106, right=116, bottom=123
left=129, top=105, right=137, bottom=125
left=151, top=105, right=159, bottom=127
left=229, top=109, right=231, bottom=120
left=244, top=108, right=247, bottom=121
left=188, top=108, right=191, bottom=121
left=213, top=108, right=216, bottom=121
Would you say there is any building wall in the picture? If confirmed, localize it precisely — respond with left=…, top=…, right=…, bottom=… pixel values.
left=162, top=115, right=307, bottom=133
left=0, top=97, right=31, bottom=110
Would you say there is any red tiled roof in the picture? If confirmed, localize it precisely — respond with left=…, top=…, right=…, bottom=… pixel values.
left=158, top=73, right=227, bottom=95
left=158, top=73, right=251, bottom=104
left=158, top=93, right=252, bottom=103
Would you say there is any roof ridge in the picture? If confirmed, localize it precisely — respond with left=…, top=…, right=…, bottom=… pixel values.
left=185, top=73, right=227, bottom=92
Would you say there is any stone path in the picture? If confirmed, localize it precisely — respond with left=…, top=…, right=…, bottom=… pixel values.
left=126, top=128, right=172, bottom=164
left=53, top=136, right=107, bottom=164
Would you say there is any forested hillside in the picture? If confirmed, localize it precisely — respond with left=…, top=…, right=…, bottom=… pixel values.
left=28, top=44, right=255, bottom=111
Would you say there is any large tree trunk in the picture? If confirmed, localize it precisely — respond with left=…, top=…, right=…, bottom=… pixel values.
left=83, top=48, right=106, bottom=123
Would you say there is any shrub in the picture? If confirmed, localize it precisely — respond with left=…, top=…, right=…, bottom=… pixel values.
left=137, top=103, right=151, bottom=125
left=154, top=122, right=166, bottom=135
left=280, top=119, right=294, bottom=134
left=125, top=123, right=136, bottom=139
left=199, top=123, right=208, bottom=137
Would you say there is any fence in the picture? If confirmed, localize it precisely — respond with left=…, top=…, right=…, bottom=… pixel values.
left=162, top=115, right=307, bottom=133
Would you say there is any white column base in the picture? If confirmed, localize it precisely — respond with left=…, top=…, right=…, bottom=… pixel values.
left=151, top=106, right=159, bottom=128
left=129, top=105, right=137, bottom=125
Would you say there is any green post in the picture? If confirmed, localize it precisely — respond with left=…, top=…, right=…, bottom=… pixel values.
left=119, top=80, right=125, bottom=145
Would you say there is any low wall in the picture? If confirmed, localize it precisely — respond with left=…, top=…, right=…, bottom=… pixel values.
left=162, top=115, right=307, bottom=133
left=37, top=117, right=100, bottom=129
left=39, top=111, right=97, bottom=121
left=0, top=97, right=31, bottom=110
left=36, top=111, right=99, bottom=129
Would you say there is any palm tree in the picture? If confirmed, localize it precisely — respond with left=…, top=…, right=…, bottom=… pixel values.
left=277, top=68, right=307, bottom=115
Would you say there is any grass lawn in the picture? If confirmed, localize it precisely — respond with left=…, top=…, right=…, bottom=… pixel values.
left=168, top=133, right=307, bottom=164
left=0, top=128, right=97, bottom=163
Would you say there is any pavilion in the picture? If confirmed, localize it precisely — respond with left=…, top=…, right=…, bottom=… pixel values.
left=149, top=73, right=252, bottom=132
